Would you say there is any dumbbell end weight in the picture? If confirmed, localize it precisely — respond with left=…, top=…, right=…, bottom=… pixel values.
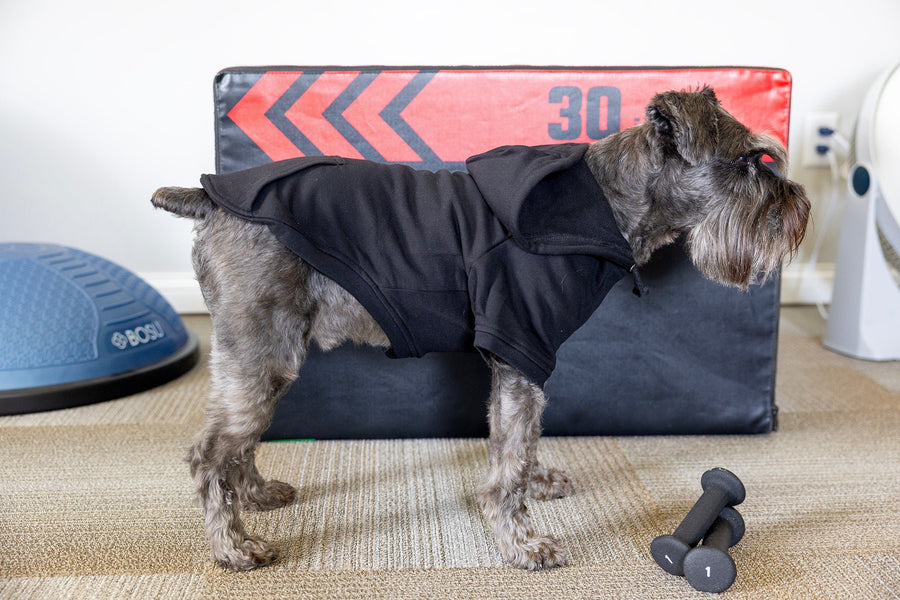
left=682, top=509, right=743, bottom=593
left=650, top=535, right=691, bottom=576
left=683, top=547, right=737, bottom=593
left=701, top=468, right=746, bottom=506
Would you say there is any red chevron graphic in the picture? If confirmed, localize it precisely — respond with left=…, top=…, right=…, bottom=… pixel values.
left=342, top=71, right=420, bottom=162
left=284, top=71, right=364, bottom=159
left=401, top=71, right=564, bottom=160
left=227, top=72, right=302, bottom=161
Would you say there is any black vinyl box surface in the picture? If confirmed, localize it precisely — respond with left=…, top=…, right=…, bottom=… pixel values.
left=210, top=66, right=790, bottom=439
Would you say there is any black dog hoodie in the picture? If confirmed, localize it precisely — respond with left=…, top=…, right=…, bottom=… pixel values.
left=200, top=143, right=636, bottom=386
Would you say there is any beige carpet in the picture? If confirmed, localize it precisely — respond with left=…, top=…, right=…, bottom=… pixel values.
left=1, top=308, right=898, bottom=599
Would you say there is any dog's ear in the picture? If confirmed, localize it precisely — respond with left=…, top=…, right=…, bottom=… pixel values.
left=646, top=87, right=719, bottom=166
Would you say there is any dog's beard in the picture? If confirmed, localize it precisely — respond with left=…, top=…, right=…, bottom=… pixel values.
left=685, top=181, right=810, bottom=290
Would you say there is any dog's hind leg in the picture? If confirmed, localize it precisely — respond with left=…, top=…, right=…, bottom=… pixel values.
left=239, top=460, right=299, bottom=513
left=187, top=217, right=312, bottom=570
left=478, top=357, right=568, bottom=570
left=188, top=339, right=301, bottom=570
left=188, top=300, right=311, bottom=569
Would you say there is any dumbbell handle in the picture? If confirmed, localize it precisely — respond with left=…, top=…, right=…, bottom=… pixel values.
left=703, top=513, right=737, bottom=550
left=671, top=485, right=732, bottom=546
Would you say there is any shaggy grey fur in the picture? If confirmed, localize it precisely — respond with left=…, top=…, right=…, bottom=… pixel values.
left=151, top=88, right=809, bottom=572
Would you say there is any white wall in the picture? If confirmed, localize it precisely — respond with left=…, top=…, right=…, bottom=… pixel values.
left=2, top=0, right=899, bottom=311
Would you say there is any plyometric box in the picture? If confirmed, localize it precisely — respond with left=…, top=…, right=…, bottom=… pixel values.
left=211, top=66, right=792, bottom=439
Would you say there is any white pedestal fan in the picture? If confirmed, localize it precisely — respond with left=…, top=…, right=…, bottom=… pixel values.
left=824, top=61, right=900, bottom=360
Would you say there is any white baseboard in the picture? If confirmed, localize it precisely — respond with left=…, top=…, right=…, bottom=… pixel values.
left=781, top=262, right=834, bottom=305
left=139, top=272, right=207, bottom=314
left=141, top=263, right=834, bottom=315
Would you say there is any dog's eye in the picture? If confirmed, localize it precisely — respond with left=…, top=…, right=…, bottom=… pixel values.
left=735, top=156, right=750, bottom=167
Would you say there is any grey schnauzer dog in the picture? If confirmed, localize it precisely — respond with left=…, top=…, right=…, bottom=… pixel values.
left=152, top=88, right=809, bottom=572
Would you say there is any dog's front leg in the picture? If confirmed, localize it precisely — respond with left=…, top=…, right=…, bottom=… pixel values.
left=478, top=357, right=568, bottom=570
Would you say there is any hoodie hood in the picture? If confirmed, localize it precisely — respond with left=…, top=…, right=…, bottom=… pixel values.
left=465, top=143, right=635, bottom=269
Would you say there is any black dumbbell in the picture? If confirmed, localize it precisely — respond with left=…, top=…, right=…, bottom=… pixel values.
left=683, top=506, right=744, bottom=593
left=650, top=468, right=745, bottom=576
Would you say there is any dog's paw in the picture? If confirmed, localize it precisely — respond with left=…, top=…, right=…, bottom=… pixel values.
left=243, top=480, right=298, bottom=512
left=501, top=535, right=569, bottom=570
left=527, top=467, right=575, bottom=501
left=214, top=536, right=279, bottom=571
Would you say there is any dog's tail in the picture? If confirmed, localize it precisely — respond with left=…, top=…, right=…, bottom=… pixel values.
left=151, top=187, right=215, bottom=219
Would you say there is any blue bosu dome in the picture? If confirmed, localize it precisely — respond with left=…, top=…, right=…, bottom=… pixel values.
left=0, top=243, right=199, bottom=414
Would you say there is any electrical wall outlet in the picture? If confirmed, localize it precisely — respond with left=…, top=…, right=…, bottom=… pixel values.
left=802, top=112, right=840, bottom=168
